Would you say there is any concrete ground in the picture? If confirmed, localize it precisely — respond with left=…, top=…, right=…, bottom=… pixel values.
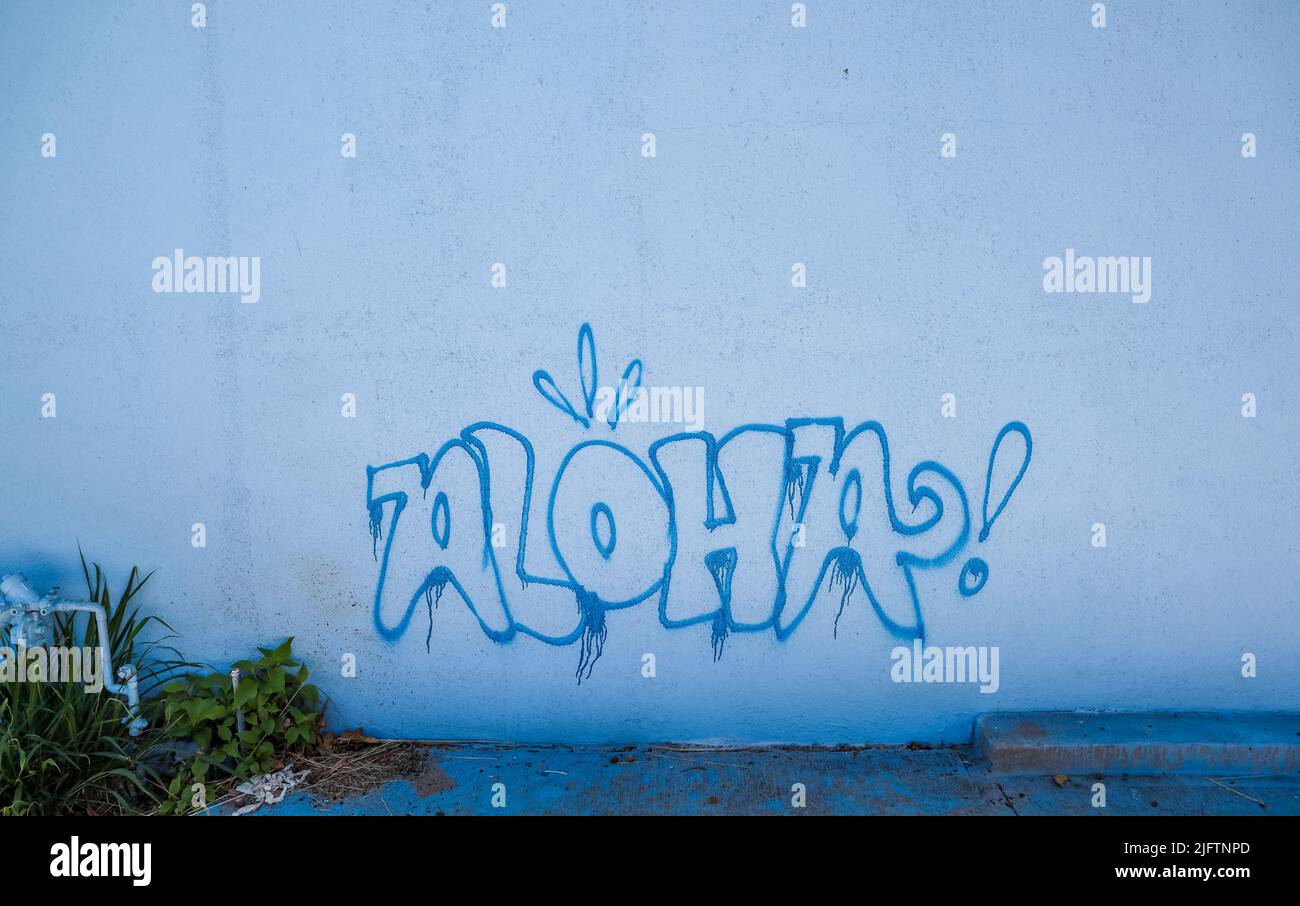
left=253, top=743, right=1300, bottom=816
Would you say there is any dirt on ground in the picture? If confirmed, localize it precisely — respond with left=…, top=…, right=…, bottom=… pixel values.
left=291, top=733, right=435, bottom=804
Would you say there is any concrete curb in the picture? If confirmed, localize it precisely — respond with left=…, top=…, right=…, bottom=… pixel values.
left=975, top=711, right=1300, bottom=776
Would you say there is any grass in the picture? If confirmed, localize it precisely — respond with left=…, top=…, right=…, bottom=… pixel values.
left=0, top=549, right=193, bottom=815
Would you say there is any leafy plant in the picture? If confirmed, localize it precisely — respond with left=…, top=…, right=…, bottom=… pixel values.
left=160, top=638, right=323, bottom=813
left=0, top=550, right=189, bottom=816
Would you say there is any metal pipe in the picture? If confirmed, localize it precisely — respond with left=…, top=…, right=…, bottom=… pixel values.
left=0, top=574, right=148, bottom=736
left=49, top=602, right=148, bottom=736
left=231, top=668, right=247, bottom=734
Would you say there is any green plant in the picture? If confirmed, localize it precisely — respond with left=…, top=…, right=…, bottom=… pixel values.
left=0, top=550, right=189, bottom=816
left=161, top=638, right=323, bottom=813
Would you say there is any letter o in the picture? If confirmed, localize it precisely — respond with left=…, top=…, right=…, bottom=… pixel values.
left=548, top=441, right=671, bottom=607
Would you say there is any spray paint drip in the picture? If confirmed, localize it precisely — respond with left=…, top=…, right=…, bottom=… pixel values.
left=828, top=550, right=860, bottom=639
left=574, top=588, right=607, bottom=683
left=707, top=611, right=728, bottom=662
left=424, top=570, right=450, bottom=653
left=785, top=460, right=809, bottom=520
left=704, top=548, right=737, bottom=662
left=368, top=506, right=383, bottom=560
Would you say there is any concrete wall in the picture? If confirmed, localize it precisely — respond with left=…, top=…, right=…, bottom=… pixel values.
left=1, top=1, right=1297, bottom=743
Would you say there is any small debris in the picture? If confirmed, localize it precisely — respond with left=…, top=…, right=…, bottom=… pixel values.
left=294, top=740, right=429, bottom=804
left=233, top=767, right=310, bottom=816
left=1052, top=774, right=1069, bottom=787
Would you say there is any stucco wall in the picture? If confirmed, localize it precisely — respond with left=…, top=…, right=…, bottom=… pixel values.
left=1, top=1, right=1297, bottom=743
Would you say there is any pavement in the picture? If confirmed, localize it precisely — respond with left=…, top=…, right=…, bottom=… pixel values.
left=250, top=740, right=1300, bottom=816
left=976, top=712, right=1300, bottom=777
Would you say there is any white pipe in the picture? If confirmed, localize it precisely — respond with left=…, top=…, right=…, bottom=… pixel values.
left=49, top=601, right=148, bottom=736
left=231, top=668, right=247, bottom=734
left=0, top=574, right=148, bottom=736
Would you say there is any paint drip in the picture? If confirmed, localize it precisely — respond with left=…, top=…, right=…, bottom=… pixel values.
left=710, top=610, right=728, bottom=662
left=829, top=550, right=859, bottom=639
left=704, top=548, right=737, bottom=662
left=785, top=460, right=809, bottom=520
left=424, top=570, right=449, bottom=653
left=575, top=588, right=607, bottom=683
left=368, top=506, right=383, bottom=560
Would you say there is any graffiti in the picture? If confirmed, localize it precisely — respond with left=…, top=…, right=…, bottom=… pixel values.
left=366, top=325, right=1032, bottom=681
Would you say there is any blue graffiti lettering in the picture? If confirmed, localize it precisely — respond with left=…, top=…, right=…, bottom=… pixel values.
left=366, top=325, right=1033, bottom=681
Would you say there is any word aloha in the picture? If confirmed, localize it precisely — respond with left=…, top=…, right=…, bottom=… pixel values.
left=366, top=325, right=1033, bottom=680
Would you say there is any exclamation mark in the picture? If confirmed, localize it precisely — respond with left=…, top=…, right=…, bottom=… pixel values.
left=959, top=421, right=1032, bottom=597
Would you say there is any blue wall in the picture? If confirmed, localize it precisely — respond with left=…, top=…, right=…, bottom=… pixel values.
left=2, top=1, right=1297, bottom=743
